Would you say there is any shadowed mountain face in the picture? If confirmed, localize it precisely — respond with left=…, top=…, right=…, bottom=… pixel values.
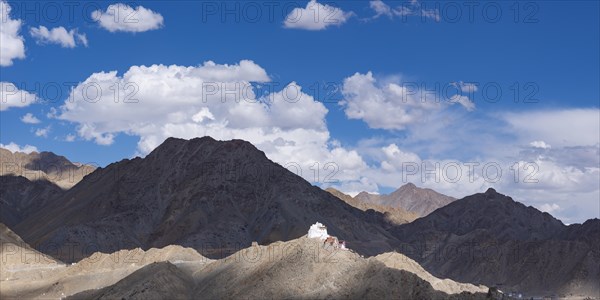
left=0, top=176, right=64, bottom=227
left=0, top=148, right=95, bottom=189
left=392, top=188, right=600, bottom=297
left=354, top=183, right=455, bottom=217
left=15, top=137, right=398, bottom=262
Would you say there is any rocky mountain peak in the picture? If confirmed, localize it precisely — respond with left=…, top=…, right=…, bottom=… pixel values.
left=399, top=182, right=417, bottom=190
left=484, top=187, right=497, bottom=196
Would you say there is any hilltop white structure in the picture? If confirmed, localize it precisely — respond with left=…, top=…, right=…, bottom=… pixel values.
left=307, top=222, right=328, bottom=240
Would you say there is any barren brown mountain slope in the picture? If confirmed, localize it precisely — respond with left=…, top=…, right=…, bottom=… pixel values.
left=354, top=183, right=455, bottom=217
left=15, top=137, right=399, bottom=262
left=0, top=148, right=95, bottom=189
left=391, top=188, right=600, bottom=298
left=326, top=187, right=419, bottom=224
left=1, top=231, right=209, bottom=299
left=373, top=252, right=488, bottom=294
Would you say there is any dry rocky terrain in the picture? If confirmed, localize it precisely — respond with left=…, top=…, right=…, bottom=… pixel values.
left=0, top=147, right=95, bottom=189
left=354, top=183, right=456, bottom=217
left=326, top=187, right=420, bottom=224
left=2, top=226, right=496, bottom=300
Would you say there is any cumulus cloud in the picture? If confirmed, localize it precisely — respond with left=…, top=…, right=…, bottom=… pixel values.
left=380, top=143, right=421, bottom=172
left=0, top=142, right=38, bottom=153
left=0, top=82, right=37, bottom=111
left=340, top=72, right=443, bottom=130
left=30, top=26, right=88, bottom=48
left=21, top=113, right=41, bottom=124
left=340, top=72, right=476, bottom=130
left=0, top=1, right=25, bottom=66
left=35, top=126, right=51, bottom=138
left=335, top=74, right=597, bottom=221
left=55, top=60, right=366, bottom=185
left=284, top=0, right=353, bottom=30
left=92, top=3, right=164, bottom=33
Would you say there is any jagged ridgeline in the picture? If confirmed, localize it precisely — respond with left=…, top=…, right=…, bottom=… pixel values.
left=3, top=138, right=599, bottom=298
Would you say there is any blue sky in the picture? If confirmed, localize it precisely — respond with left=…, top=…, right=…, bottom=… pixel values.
left=1, top=1, right=599, bottom=223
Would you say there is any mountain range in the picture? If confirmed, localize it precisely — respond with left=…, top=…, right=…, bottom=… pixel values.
left=353, top=183, right=456, bottom=217
left=391, top=188, right=600, bottom=297
left=326, top=187, right=420, bottom=224
left=0, top=147, right=95, bottom=189
left=13, top=137, right=398, bottom=262
left=2, top=137, right=598, bottom=298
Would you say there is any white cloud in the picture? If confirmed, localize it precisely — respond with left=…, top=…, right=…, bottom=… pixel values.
left=92, top=3, right=164, bottom=33
left=35, top=126, right=51, bottom=138
left=369, top=0, right=393, bottom=19
left=503, top=109, right=600, bottom=148
left=0, top=1, right=25, bottom=66
left=449, top=95, right=476, bottom=111
left=21, top=113, right=41, bottom=124
left=65, top=134, right=76, bottom=142
left=380, top=143, right=421, bottom=172
left=326, top=176, right=380, bottom=197
left=0, top=142, right=38, bottom=154
left=530, top=140, right=551, bottom=149
left=327, top=104, right=599, bottom=223
left=284, top=0, right=353, bottom=30
left=30, top=26, right=87, bottom=48
left=340, top=72, right=442, bottom=130
left=451, top=83, right=480, bottom=111
left=0, top=82, right=37, bottom=111
left=452, top=81, right=478, bottom=93
left=55, top=60, right=366, bottom=185
left=340, top=72, right=476, bottom=130
left=418, top=8, right=440, bottom=22
left=344, top=138, right=599, bottom=223
left=369, top=0, right=440, bottom=21
left=76, top=33, right=88, bottom=47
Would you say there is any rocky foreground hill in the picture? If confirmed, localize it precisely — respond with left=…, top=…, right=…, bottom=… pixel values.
left=0, top=223, right=59, bottom=272
left=0, top=224, right=495, bottom=299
